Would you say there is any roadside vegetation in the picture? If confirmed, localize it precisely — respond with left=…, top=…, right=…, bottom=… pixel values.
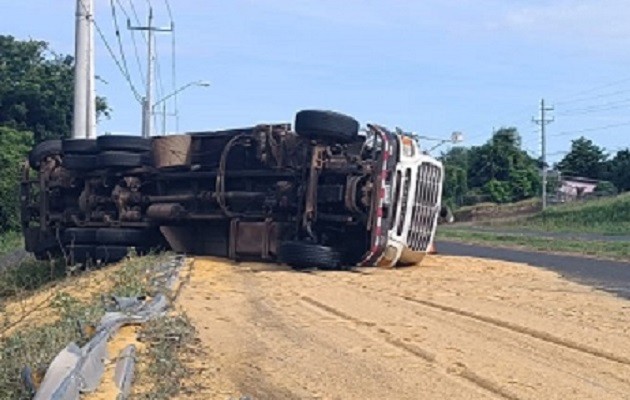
left=440, top=193, right=630, bottom=260
left=0, top=231, right=23, bottom=258
left=438, top=229, right=630, bottom=261
left=513, top=193, right=630, bottom=235
left=441, top=132, right=629, bottom=216
left=0, top=253, right=197, bottom=399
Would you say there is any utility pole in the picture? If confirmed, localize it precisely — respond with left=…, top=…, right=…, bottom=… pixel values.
left=533, top=98, right=554, bottom=210
left=86, top=0, right=96, bottom=139
left=72, top=0, right=93, bottom=139
left=128, top=8, right=173, bottom=138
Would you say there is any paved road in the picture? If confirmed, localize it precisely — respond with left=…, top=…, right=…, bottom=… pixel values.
left=437, top=240, right=630, bottom=299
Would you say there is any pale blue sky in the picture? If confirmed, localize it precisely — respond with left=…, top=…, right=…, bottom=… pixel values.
left=2, top=0, right=630, bottom=162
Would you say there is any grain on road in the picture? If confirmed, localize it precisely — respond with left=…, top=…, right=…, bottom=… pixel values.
left=176, top=255, right=630, bottom=400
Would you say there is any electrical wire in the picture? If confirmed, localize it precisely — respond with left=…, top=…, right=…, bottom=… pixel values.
left=163, top=0, right=174, bottom=21
left=554, top=88, right=630, bottom=107
left=551, top=121, right=630, bottom=137
left=78, top=0, right=142, bottom=102
left=557, top=98, right=630, bottom=116
left=127, top=0, right=143, bottom=25
left=114, top=0, right=146, bottom=86
left=109, top=0, right=140, bottom=100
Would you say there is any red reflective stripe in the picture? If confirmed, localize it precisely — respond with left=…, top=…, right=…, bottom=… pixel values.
left=362, top=129, right=392, bottom=266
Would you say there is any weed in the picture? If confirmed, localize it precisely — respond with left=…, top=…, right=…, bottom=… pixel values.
left=0, top=231, right=22, bottom=258
left=0, top=292, right=104, bottom=399
left=0, top=258, right=68, bottom=299
left=133, top=313, right=198, bottom=400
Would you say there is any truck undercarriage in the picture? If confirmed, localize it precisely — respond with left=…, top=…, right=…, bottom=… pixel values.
left=21, top=110, right=442, bottom=269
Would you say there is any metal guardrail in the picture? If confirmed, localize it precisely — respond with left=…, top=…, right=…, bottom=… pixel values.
left=28, top=255, right=186, bottom=400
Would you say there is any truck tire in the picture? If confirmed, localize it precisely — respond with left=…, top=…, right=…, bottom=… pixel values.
left=63, top=228, right=97, bottom=244
left=96, top=228, right=151, bottom=246
left=64, top=154, right=97, bottom=170
left=278, top=241, right=342, bottom=270
left=97, top=135, right=151, bottom=152
left=28, top=140, right=62, bottom=170
left=95, top=246, right=128, bottom=263
left=97, top=151, right=151, bottom=168
left=295, top=110, right=359, bottom=143
left=62, top=139, right=98, bottom=154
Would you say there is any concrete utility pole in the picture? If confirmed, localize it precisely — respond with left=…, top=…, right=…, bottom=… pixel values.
left=533, top=99, right=554, bottom=210
left=128, top=8, right=173, bottom=138
left=86, top=0, right=96, bottom=139
left=72, top=0, right=93, bottom=139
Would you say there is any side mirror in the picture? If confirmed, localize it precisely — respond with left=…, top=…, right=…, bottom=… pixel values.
left=439, top=205, right=454, bottom=223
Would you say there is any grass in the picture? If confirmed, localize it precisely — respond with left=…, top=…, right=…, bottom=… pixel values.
left=133, top=314, right=199, bottom=400
left=0, top=252, right=172, bottom=398
left=438, top=229, right=630, bottom=261
left=0, top=292, right=105, bottom=399
left=0, top=231, right=22, bottom=258
left=506, top=193, right=630, bottom=235
left=0, top=259, right=69, bottom=299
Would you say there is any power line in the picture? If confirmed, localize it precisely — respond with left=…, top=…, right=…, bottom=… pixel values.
left=109, top=0, right=141, bottom=100
left=78, top=0, right=142, bottom=102
left=127, top=0, right=143, bottom=26
left=163, top=0, right=174, bottom=21
left=554, top=77, right=630, bottom=105
left=557, top=98, right=630, bottom=116
left=552, top=120, right=630, bottom=137
left=554, top=88, right=630, bottom=106
left=114, top=0, right=146, bottom=87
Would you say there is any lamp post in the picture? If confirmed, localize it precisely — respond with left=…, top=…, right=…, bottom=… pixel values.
left=149, top=80, right=210, bottom=136
left=424, top=131, right=464, bottom=152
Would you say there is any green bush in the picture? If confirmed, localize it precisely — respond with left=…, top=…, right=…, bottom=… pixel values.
left=0, top=127, right=32, bottom=231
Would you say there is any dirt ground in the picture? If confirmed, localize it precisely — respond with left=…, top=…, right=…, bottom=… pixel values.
left=176, top=255, right=630, bottom=400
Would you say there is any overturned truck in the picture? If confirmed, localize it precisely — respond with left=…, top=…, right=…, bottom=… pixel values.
left=21, top=110, right=444, bottom=269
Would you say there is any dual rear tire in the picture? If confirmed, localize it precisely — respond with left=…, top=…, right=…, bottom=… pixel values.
left=62, top=227, right=161, bottom=265
left=61, top=136, right=153, bottom=171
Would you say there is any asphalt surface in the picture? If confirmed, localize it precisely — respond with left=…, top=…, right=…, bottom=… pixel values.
left=437, top=240, right=630, bottom=299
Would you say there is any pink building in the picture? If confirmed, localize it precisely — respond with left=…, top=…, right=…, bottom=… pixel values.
left=557, top=177, right=598, bottom=201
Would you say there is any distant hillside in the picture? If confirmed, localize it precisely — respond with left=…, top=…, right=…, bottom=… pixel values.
left=520, top=194, right=630, bottom=235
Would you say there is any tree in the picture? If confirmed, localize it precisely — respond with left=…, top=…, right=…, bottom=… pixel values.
left=608, top=149, right=630, bottom=192
left=557, top=137, right=607, bottom=180
left=0, top=35, right=109, bottom=143
left=440, top=147, right=469, bottom=207
left=0, top=127, right=33, bottom=230
left=467, top=128, right=540, bottom=203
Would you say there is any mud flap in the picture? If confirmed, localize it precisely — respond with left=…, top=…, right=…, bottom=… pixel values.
left=229, top=220, right=291, bottom=261
left=161, top=223, right=229, bottom=256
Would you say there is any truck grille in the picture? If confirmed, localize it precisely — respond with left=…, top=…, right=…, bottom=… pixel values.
left=408, top=163, right=442, bottom=252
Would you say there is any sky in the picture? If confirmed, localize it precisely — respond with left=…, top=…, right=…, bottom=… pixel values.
left=2, top=0, right=630, bottom=162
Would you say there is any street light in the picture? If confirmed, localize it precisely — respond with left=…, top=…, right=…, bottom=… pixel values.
left=148, top=80, right=210, bottom=136
left=415, top=131, right=464, bottom=153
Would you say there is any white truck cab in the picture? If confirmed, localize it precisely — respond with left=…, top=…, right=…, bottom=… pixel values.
left=379, top=134, right=444, bottom=267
